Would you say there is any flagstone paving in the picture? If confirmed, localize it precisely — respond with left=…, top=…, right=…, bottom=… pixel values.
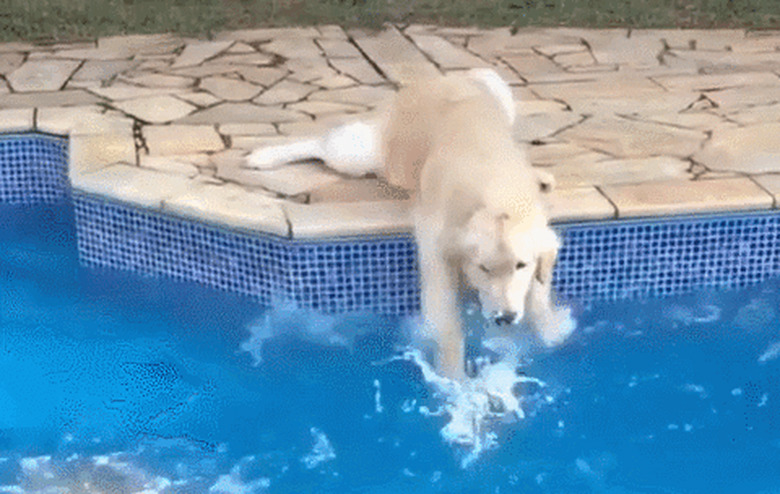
left=2, top=25, right=780, bottom=238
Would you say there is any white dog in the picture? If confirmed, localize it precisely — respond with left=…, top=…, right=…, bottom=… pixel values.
left=247, top=69, right=574, bottom=379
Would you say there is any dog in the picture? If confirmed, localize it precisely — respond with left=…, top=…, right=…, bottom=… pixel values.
left=247, top=69, right=574, bottom=379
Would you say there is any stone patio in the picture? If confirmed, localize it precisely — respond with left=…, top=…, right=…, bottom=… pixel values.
left=2, top=25, right=780, bottom=237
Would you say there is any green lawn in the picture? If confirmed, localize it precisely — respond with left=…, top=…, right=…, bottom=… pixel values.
left=1, top=0, right=779, bottom=42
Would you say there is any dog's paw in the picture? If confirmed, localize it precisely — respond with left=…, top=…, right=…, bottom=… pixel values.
left=537, top=306, right=576, bottom=347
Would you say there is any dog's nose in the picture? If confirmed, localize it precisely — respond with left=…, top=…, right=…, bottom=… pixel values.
left=494, top=312, right=517, bottom=326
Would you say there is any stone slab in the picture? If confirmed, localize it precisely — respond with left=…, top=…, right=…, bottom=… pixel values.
left=264, top=38, right=323, bottom=59
left=252, top=80, right=316, bottom=105
left=162, top=183, right=290, bottom=237
left=0, top=53, right=26, bottom=75
left=316, top=38, right=363, bottom=58
left=703, top=86, right=780, bottom=109
left=653, top=71, right=780, bottom=92
left=328, top=57, right=386, bottom=85
left=693, top=123, right=780, bottom=174
left=71, top=60, right=139, bottom=83
left=236, top=66, right=288, bottom=87
left=139, top=154, right=202, bottom=177
left=113, top=95, right=197, bottom=124
left=0, top=108, right=34, bottom=132
left=175, top=91, right=223, bottom=108
left=218, top=123, right=277, bottom=136
left=313, top=74, right=359, bottom=89
left=7, top=60, right=81, bottom=92
left=37, top=106, right=133, bottom=135
left=724, top=103, right=780, bottom=125
left=557, top=117, right=706, bottom=159
left=409, top=34, right=491, bottom=70
left=349, top=27, right=439, bottom=83
left=213, top=53, right=275, bottom=66
left=527, top=142, right=610, bottom=167
left=288, top=100, right=367, bottom=118
left=143, top=125, right=225, bottom=156
left=97, top=33, right=183, bottom=56
left=200, top=76, right=263, bottom=101
left=751, top=174, right=780, bottom=208
left=512, top=112, right=584, bottom=142
left=87, top=84, right=189, bottom=100
left=309, top=177, right=410, bottom=203
left=167, top=63, right=239, bottom=78
left=530, top=74, right=665, bottom=101
left=227, top=163, right=343, bottom=196
left=68, top=133, right=138, bottom=179
left=73, top=163, right=193, bottom=209
left=0, top=89, right=103, bottom=108
left=171, top=41, right=233, bottom=68
left=563, top=92, right=699, bottom=117
left=549, top=156, right=691, bottom=188
left=601, top=177, right=773, bottom=218
left=285, top=57, right=340, bottom=83
left=284, top=200, right=412, bottom=238
left=307, top=85, right=394, bottom=108
left=120, top=73, right=195, bottom=88
left=546, top=186, right=616, bottom=222
left=175, top=103, right=308, bottom=124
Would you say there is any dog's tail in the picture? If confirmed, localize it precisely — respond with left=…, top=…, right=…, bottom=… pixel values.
left=465, top=68, right=516, bottom=127
left=245, top=138, right=325, bottom=170
left=245, top=121, right=383, bottom=177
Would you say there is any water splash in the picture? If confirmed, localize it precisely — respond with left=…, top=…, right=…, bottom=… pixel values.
left=240, top=301, right=376, bottom=365
left=758, top=340, right=780, bottom=364
left=300, top=428, right=336, bottom=470
left=391, top=349, right=545, bottom=468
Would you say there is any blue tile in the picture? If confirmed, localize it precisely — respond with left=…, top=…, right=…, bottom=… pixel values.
left=0, top=132, right=69, bottom=203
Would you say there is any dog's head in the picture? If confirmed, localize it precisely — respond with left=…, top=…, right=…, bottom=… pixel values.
left=456, top=208, right=559, bottom=326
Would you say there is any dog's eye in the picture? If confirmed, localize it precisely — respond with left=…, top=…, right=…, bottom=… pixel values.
left=515, top=261, right=527, bottom=270
left=479, top=264, right=490, bottom=274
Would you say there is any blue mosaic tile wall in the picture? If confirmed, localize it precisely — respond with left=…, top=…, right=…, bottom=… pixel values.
left=73, top=193, right=421, bottom=314
left=0, top=132, right=69, bottom=203
left=4, top=132, right=780, bottom=313
left=554, top=213, right=780, bottom=302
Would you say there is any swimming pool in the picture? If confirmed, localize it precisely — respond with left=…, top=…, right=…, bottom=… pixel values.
left=3, top=197, right=780, bottom=493
left=3, top=131, right=780, bottom=492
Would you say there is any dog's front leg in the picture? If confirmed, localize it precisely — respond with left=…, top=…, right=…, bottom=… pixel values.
left=415, top=216, right=466, bottom=380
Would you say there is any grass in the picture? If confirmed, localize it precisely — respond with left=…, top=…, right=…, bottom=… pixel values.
left=0, top=0, right=779, bottom=42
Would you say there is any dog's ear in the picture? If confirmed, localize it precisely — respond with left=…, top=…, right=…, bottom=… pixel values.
left=534, top=227, right=560, bottom=285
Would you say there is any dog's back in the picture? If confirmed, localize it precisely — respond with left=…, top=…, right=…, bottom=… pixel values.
left=381, top=73, right=540, bottom=218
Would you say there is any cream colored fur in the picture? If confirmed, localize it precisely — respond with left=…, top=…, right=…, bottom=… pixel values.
left=245, top=69, right=573, bottom=379
left=383, top=73, right=573, bottom=379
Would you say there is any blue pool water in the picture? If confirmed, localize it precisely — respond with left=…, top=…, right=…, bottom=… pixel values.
left=2, top=203, right=780, bottom=493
